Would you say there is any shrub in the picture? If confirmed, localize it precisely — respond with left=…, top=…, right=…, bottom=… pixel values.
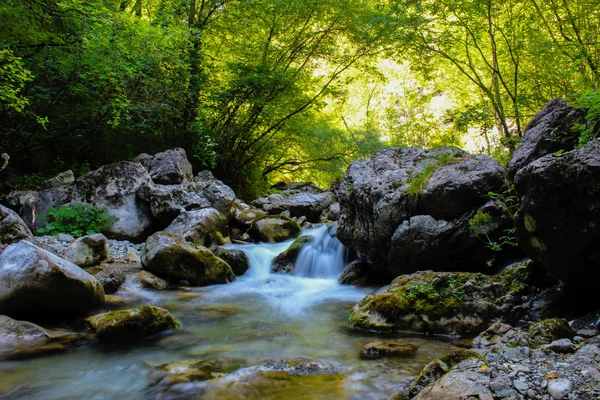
left=35, top=204, right=118, bottom=237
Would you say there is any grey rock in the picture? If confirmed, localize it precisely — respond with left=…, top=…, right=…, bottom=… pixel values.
left=56, top=233, right=75, bottom=243
left=148, top=148, right=193, bottom=184
left=547, top=379, right=572, bottom=399
left=164, top=208, right=230, bottom=250
left=62, top=233, right=111, bottom=268
left=72, top=161, right=154, bottom=240
left=249, top=215, right=301, bottom=243
left=0, top=241, right=104, bottom=317
left=138, top=271, right=169, bottom=290
left=490, top=373, right=519, bottom=398
left=0, top=204, right=33, bottom=250
left=508, top=98, right=585, bottom=180
left=514, top=379, right=529, bottom=395
left=337, top=147, right=509, bottom=276
left=542, top=339, right=576, bottom=354
left=251, top=192, right=334, bottom=222
left=41, top=170, right=74, bottom=189
left=94, top=266, right=126, bottom=294
left=414, top=370, right=493, bottom=400
left=514, top=140, right=600, bottom=288
left=194, top=171, right=236, bottom=216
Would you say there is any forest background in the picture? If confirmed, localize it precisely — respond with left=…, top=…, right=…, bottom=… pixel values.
left=1, top=0, right=598, bottom=199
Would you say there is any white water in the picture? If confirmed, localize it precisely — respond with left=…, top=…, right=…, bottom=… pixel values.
left=220, top=224, right=364, bottom=314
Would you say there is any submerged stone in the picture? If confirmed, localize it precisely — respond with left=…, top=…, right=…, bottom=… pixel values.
left=360, top=341, right=417, bottom=359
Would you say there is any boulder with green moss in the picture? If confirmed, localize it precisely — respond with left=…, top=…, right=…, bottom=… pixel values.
left=0, top=241, right=105, bottom=318
left=360, top=341, right=417, bottom=359
left=348, top=262, right=538, bottom=336
left=271, top=235, right=312, bottom=274
left=164, top=208, right=230, bottom=250
left=249, top=215, right=301, bottom=243
left=84, top=305, right=180, bottom=341
left=526, top=318, right=573, bottom=347
left=214, top=248, right=250, bottom=276
left=141, top=231, right=235, bottom=286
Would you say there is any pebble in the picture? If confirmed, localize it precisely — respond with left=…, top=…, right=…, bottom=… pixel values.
left=542, top=339, right=576, bottom=354
left=514, top=379, right=528, bottom=394
left=527, top=389, right=537, bottom=398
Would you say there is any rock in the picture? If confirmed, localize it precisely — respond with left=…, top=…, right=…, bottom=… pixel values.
left=249, top=215, right=301, bottom=243
left=72, top=161, right=155, bottom=240
left=138, top=271, right=169, bottom=290
left=542, top=339, right=576, bottom=354
left=360, top=341, right=417, bottom=359
left=94, top=265, right=126, bottom=294
left=337, top=147, right=509, bottom=276
left=271, top=235, right=312, bottom=274
left=149, top=358, right=244, bottom=387
left=0, top=204, right=33, bottom=251
left=3, top=187, right=71, bottom=232
left=414, top=370, right=494, bottom=400
left=141, top=231, right=235, bottom=286
left=348, top=262, right=539, bottom=335
left=514, top=140, right=600, bottom=288
left=147, top=148, right=193, bottom=184
left=508, top=98, right=585, bottom=180
left=214, top=248, right=250, bottom=276
left=338, top=262, right=381, bottom=287
left=56, top=233, right=75, bottom=243
left=41, top=170, right=75, bottom=189
left=526, top=319, right=573, bottom=347
left=0, top=241, right=105, bottom=318
left=271, top=182, right=324, bottom=194
left=0, top=315, right=78, bottom=359
left=408, top=349, right=482, bottom=398
left=194, top=171, right=236, bottom=216
left=164, top=208, right=230, bottom=249
left=322, top=202, right=340, bottom=222
left=84, top=305, right=180, bottom=341
left=473, top=322, right=515, bottom=347
left=230, top=207, right=266, bottom=229
left=547, top=379, right=573, bottom=399
left=251, top=192, right=334, bottom=222
left=513, top=379, right=528, bottom=395
left=133, top=153, right=153, bottom=170
left=62, top=233, right=111, bottom=268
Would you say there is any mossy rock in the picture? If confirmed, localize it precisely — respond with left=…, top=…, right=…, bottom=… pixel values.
left=408, top=349, right=482, bottom=398
left=249, top=215, right=301, bottom=243
left=214, top=248, right=250, bottom=276
left=360, top=341, right=417, bottom=359
left=526, top=318, right=573, bottom=347
left=141, top=231, right=235, bottom=286
left=151, top=358, right=244, bottom=386
left=348, top=262, right=535, bottom=335
left=271, top=235, right=312, bottom=274
left=84, top=305, right=181, bottom=341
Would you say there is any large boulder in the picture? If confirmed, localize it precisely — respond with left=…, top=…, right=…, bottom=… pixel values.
left=146, top=148, right=193, bottom=184
left=72, top=161, right=155, bottom=240
left=214, top=248, right=250, bottom=276
left=62, top=233, right=111, bottom=268
left=337, top=147, right=509, bottom=276
left=164, top=208, right=230, bottom=249
left=514, top=140, right=600, bottom=287
left=508, top=98, right=585, bottom=180
left=194, top=171, right=236, bottom=216
left=0, top=204, right=32, bottom=251
left=4, top=161, right=155, bottom=241
left=84, top=305, right=180, bottom=341
left=249, top=215, right=301, bottom=243
left=348, top=262, right=542, bottom=336
left=141, top=231, right=235, bottom=286
left=251, top=192, right=334, bottom=222
left=0, top=241, right=105, bottom=318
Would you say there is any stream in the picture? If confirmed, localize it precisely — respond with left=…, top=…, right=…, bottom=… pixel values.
left=0, top=225, right=458, bottom=399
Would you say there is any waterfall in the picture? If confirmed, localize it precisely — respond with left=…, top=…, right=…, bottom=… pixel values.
left=293, top=224, right=347, bottom=279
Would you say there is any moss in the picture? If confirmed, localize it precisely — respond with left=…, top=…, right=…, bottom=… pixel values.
left=360, top=341, right=417, bottom=359
left=85, top=305, right=181, bottom=341
left=526, top=318, right=573, bottom=347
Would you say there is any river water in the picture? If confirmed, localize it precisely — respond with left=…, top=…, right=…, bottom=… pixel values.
left=0, top=225, right=457, bottom=399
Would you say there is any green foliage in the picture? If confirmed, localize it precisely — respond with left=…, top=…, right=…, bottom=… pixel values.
left=469, top=210, right=517, bottom=253
left=406, top=151, right=457, bottom=196
left=570, top=89, right=600, bottom=146
left=35, top=204, right=118, bottom=237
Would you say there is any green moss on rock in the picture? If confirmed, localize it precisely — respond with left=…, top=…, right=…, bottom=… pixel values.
left=250, top=215, right=301, bottom=243
left=348, top=262, right=538, bottom=335
left=85, top=305, right=181, bottom=341
left=526, top=318, right=573, bottom=347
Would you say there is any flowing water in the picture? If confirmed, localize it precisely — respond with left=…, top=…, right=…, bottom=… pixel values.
left=0, top=225, right=458, bottom=399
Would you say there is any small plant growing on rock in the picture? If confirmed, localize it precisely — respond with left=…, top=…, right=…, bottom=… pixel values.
left=36, top=204, right=118, bottom=237
left=406, top=151, right=458, bottom=196
left=469, top=211, right=517, bottom=253
left=570, top=88, right=600, bottom=146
